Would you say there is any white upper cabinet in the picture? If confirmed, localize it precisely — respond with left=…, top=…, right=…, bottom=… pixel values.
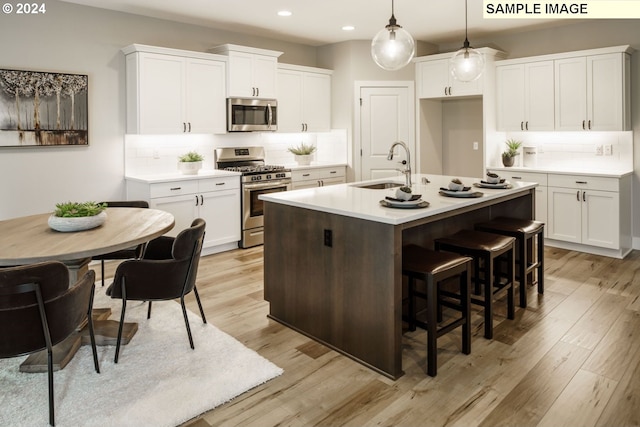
left=415, top=48, right=505, bottom=99
left=278, top=64, right=332, bottom=133
left=209, top=44, right=283, bottom=99
left=496, top=61, right=555, bottom=131
left=556, top=53, right=630, bottom=131
left=123, top=44, right=226, bottom=135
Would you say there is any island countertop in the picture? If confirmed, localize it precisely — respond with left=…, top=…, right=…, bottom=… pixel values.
left=259, top=173, right=537, bottom=225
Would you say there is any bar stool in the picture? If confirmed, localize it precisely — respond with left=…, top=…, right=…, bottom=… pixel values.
left=434, top=230, right=516, bottom=340
left=402, top=244, right=472, bottom=377
left=475, top=217, right=544, bottom=308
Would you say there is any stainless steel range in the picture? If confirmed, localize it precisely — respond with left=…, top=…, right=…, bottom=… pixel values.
left=216, top=146, right=291, bottom=248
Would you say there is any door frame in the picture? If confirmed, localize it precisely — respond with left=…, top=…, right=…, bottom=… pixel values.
left=353, top=81, right=416, bottom=182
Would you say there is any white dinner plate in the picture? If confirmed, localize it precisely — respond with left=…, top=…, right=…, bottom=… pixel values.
left=473, top=182, right=512, bottom=189
left=439, top=189, right=483, bottom=198
left=379, top=199, right=429, bottom=209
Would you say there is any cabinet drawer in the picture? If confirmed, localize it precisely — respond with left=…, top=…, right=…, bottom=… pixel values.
left=292, top=166, right=345, bottom=182
left=502, top=172, right=548, bottom=186
left=150, top=180, right=198, bottom=198
left=198, top=176, right=240, bottom=192
left=548, top=174, right=618, bottom=192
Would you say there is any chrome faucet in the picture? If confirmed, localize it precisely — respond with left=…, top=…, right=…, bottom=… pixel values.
left=387, top=141, right=412, bottom=187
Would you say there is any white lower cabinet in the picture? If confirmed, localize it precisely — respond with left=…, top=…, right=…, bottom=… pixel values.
left=292, top=166, right=346, bottom=189
left=546, top=174, right=631, bottom=256
left=126, top=175, right=241, bottom=253
left=501, top=171, right=548, bottom=236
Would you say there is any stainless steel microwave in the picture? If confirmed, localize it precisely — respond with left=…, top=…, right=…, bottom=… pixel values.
left=227, top=98, right=277, bottom=132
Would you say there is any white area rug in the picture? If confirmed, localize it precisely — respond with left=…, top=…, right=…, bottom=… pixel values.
left=0, top=288, right=283, bottom=427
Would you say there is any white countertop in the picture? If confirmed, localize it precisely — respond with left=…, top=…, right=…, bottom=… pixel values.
left=125, top=169, right=242, bottom=183
left=285, top=162, right=348, bottom=171
left=260, top=174, right=537, bottom=226
left=487, top=166, right=633, bottom=178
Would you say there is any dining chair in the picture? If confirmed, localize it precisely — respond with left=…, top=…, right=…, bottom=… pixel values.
left=0, top=261, right=100, bottom=426
left=92, top=200, right=149, bottom=286
left=106, top=218, right=207, bottom=363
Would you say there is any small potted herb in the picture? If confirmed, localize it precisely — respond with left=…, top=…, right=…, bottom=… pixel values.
left=288, top=143, right=316, bottom=166
left=48, top=201, right=108, bottom=232
left=178, top=151, right=204, bottom=175
left=502, top=139, right=522, bottom=167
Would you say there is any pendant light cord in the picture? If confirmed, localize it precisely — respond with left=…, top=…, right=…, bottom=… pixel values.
left=463, top=0, right=470, bottom=48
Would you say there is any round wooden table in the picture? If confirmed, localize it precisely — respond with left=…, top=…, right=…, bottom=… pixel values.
left=0, top=207, right=175, bottom=372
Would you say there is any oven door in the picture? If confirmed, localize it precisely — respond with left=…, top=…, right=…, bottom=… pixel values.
left=243, top=179, right=291, bottom=230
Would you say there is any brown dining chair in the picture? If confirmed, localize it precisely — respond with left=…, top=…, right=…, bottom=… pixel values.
left=92, top=200, right=149, bottom=286
left=106, top=218, right=207, bottom=363
left=0, top=261, right=100, bottom=426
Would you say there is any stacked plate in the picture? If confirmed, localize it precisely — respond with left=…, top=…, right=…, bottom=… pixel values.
left=379, top=195, right=429, bottom=209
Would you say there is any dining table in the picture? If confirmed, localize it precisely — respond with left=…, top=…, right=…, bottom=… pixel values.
left=0, top=207, right=175, bottom=372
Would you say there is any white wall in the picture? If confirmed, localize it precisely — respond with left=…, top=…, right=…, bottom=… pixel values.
left=0, top=0, right=319, bottom=220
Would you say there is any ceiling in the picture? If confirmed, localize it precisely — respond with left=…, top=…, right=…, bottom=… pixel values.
left=58, top=0, right=568, bottom=47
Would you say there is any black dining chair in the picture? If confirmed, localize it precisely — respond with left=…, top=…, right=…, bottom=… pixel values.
left=0, top=261, right=100, bottom=426
left=92, top=200, right=149, bottom=287
left=106, top=218, right=207, bottom=363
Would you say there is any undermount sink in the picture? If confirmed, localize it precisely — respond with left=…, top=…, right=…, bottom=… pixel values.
left=352, top=181, right=403, bottom=190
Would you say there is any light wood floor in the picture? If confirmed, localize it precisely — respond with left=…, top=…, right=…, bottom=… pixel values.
left=96, top=245, right=640, bottom=427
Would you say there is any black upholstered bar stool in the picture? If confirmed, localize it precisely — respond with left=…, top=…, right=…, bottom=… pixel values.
left=402, top=244, right=473, bottom=377
left=434, top=230, right=516, bottom=340
left=475, top=217, right=544, bottom=308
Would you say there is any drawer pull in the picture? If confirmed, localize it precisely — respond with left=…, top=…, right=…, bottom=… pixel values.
left=170, top=187, right=181, bottom=191
left=329, top=171, right=337, bottom=174
left=302, top=173, right=311, bottom=177
left=216, top=182, right=226, bottom=186
left=200, top=195, right=204, bottom=205
left=575, top=181, right=588, bottom=184
left=511, top=176, right=522, bottom=180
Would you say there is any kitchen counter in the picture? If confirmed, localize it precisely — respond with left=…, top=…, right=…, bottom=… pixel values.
left=262, top=173, right=537, bottom=379
left=260, top=174, right=537, bottom=225
left=286, top=162, right=348, bottom=171
left=125, top=169, right=241, bottom=183
left=487, top=166, right=633, bottom=178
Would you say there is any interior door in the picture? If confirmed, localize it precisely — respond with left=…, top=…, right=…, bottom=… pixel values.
left=357, top=83, right=414, bottom=181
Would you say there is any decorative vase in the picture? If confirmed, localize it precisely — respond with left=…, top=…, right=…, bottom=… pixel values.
left=178, top=161, right=202, bottom=175
left=502, top=155, right=515, bottom=167
left=48, top=211, right=107, bottom=232
left=294, top=155, right=312, bottom=166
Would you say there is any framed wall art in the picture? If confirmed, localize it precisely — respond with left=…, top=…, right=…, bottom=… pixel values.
left=0, top=69, right=88, bottom=147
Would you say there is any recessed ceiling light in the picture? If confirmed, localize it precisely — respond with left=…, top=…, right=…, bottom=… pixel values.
left=342, top=25, right=355, bottom=31
left=278, top=10, right=292, bottom=17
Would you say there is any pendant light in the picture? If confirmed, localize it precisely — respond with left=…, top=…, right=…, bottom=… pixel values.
left=450, top=0, right=484, bottom=82
left=371, top=0, right=415, bottom=71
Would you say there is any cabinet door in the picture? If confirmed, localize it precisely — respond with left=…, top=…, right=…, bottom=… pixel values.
left=535, top=186, right=548, bottom=237
left=277, top=69, right=304, bottom=132
left=449, top=68, right=482, bottom=97
left=185, top=59, right=226, bottom=134
left=582, top=190, right=619, bottom=249
left=198, top=190, right=240, bottom=247
left=526, top=61, right=555, bottom=131
left=496, top=64, right=526, bottom=131
left=302, top=72, right=331, bottom=132
left=319, top=177, right=345, bottom=187
left=227, top=52, right=254, bottom=97
left=137, top=53, right=185, bottom=134
left=548, top=186, right=582, bottom=243
left=252, top=55, right=278, bottom=98
left=150, top=194, right=198, bottom=238
left=588, top=53, right=625, bottom=131
left=555, top=56, right=587, bottom=131
left=417, top=60, right=449, bottom=98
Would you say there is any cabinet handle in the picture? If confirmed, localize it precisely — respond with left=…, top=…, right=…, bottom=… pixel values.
left=215, top=182, right=225, bottom=186
left=188, top=122, right=191, bottom=132
left=329, top=171, right=337, bottom=174
left=444, top=87, right=447, bottom=96
left=588, top=120, right=591, bottom=130
left=583, top=191, right=586, bottom=202
left=575, top=181, right=588, bottom=184
left=520, top=121, right=524, bottom=131
left=511, top=176, right=522, bottom=180
left=200, top=195, right=204, bottom=205
left=526, top=121, right=529, bottom=131
left=301, top=123, right=305, bottom=132
left=302, top=173, right=311, bottom=177
left=582, top=120, right=586, bottom=130
left=195, top=195, right=199, bottom=206
left=183, top=122, right=186, bottom=133
left=576, top=190, right=580, bottom=201
left=256, top=87, right=259, bottom=97
left=170, top=187, right=181, bottom=191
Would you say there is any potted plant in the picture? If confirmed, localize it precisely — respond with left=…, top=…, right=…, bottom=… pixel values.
left=48, top=201, right=108, bottom=232
left=178, top=151, right=204, bottom=175
left=288, top=142, right=316, bottom=166
left=502, top=138, right=522, bottom=167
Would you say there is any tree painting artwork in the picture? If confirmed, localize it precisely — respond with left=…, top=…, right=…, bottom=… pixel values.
left=0, top=69, right=88, bottom=147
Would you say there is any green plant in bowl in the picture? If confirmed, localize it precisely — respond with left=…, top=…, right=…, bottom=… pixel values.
left=503, top=138, right=522, bottom=158
left=54, top=201, right=107, bottom=217
left=178, top=151, right=204, bottom=162
left=287, top=143, right=317, bottom=155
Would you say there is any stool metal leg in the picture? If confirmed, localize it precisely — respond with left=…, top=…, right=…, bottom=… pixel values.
left=537, top=233, right=545, bottom=294
left=461, top=268, right=471, bottom=355
left=484, top=253, right=494, bottom=339
left=507, top=247, right=515, bottom=320
left=518, top=235, right=527, bottom=308
left=426, top=275, right=438, bottom=377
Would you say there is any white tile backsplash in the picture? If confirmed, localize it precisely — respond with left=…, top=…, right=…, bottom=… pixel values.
left=125, top=130, right=348, bottom=176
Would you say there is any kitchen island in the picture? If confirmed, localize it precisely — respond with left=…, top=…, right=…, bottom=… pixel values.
left=260, top=174, right=537, bottom=379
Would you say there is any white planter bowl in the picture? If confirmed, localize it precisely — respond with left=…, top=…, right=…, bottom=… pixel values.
left=294, top=155, right=313, bottom=166
left=178, top=161, right=202, bottom=175
left=48, top=211, right=107, bottom=232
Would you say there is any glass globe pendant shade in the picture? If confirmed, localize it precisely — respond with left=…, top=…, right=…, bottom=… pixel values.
left=371, top=21, right=415, bottom=71
left=450, top=40, right=484, bottom=82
